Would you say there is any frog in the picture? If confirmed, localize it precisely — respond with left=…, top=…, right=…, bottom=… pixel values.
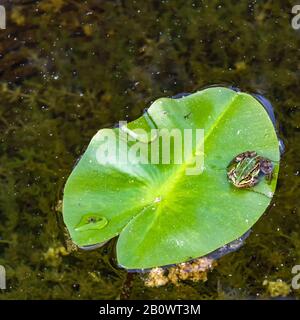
left=227, top=151, right=273, bottom=188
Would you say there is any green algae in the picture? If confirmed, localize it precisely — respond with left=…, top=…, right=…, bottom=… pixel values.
left=0, top=0, right=299, bottom=299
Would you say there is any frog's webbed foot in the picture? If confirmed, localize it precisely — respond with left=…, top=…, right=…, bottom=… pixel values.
left=264, top=172, right=273, bottom=184
left=250, top=177, right=259, bottom=188
left=260, top=158, right=274, bottom=184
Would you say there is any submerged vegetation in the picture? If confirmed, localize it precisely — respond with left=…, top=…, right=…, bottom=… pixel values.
left=0, top=0, right=299, bottom=299
left=144, top=257, right=216, bottom=287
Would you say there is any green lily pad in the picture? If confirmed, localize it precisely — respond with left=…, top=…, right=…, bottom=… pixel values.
left=63, top=87, right=280, bottom=269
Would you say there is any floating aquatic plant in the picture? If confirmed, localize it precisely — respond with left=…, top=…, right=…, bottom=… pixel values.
left=63, top=87, right=280, bottom=270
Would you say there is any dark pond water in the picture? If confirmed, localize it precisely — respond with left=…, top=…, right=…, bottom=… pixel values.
left=0, top=1, right=299, bottom=299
